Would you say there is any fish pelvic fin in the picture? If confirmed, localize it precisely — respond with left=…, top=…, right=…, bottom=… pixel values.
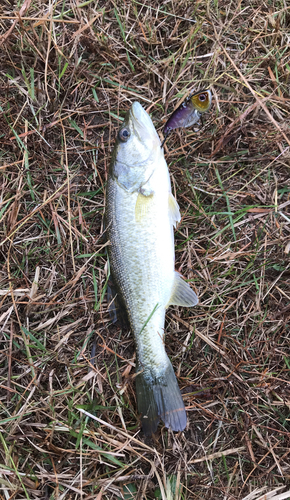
left=136, top=359, right=187, bottom=436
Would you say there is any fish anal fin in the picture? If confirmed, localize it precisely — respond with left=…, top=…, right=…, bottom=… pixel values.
left=168, top=193, right=181, bottom=228
left=135, top=192, right=154, bottom=223
left=136, top=360, right=187, bottom=436
left=167, top=271, right=198, bottom=307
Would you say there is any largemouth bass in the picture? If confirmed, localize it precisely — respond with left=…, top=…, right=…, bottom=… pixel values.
left=105, top=102, right=198, bottom=435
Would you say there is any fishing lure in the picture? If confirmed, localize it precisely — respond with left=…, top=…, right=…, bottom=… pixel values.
left=162, top=89, right=212, bottom=146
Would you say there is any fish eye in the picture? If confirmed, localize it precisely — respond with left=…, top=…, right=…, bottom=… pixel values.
left=118, top=128, right=130, bottom=142
left=198, top=93, right=207, bottom=102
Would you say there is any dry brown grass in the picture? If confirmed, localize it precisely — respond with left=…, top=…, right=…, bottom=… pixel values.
left=1, top=0, right=290, bottom=498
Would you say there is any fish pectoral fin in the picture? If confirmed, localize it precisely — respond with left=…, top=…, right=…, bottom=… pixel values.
left=167, top=271, right=198, bottom=307
left=135, top=192, right=154, bottom=222
left=168, top=193, right=181, bottom=228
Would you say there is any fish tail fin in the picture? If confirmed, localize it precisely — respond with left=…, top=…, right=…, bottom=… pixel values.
left=135, top=359, right=187, bottom=436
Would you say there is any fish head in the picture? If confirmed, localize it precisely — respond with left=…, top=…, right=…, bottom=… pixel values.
left=111, top=102, right=162, bottom=193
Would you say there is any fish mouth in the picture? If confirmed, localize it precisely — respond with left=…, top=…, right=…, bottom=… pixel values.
left=130, top=101, right=149, bottom=121
left=129, top=102, right=160, bottom=145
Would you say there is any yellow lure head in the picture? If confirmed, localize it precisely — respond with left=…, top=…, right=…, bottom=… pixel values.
left=190, top=89, right=212, bottom=113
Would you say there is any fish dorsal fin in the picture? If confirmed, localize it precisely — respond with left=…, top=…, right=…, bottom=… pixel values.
left=167, top=271, right=198, bottom=307
left=107, top=280, right=118, bottom=324
left=135, top=192, right=153, bottom=222
left=107, top=278, right=130, bottom=329
left=169, top=193, right=181, bottom=228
